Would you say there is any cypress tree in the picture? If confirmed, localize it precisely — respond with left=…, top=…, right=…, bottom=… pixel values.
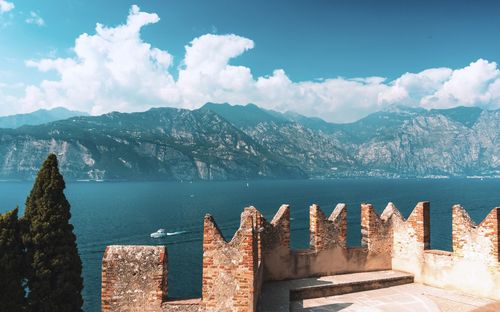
left=0, top=207, right=26, bottom=312
left=23, top=154, right=83, bottom=312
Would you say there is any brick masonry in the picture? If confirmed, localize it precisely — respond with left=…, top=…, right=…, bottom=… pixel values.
left=254, top=205, right=292, bottom=281
left=101, top=202, right=500, bottom=311
left=310, top=204, right=347, bottom=251
left=390, top=201, right=430, bottom=281
left=452, top=205, right=499, bottom=265
left=201, top=210, right=258, bottom=312
left=260, top=204, right=290, bottom=253
left=423, top=205, right=499, bottom=299
left=360, top=203, right=393, bottom=254
left=390, top=201, right=430, bottom=250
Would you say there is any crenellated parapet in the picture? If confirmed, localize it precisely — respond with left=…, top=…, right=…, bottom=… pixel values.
left=101, top=201, right=500, bottom=311
left=452, top=205, right=499, bottom=265
left=250, top=204, right=291, bottom=281
left=360, top=203, right=394, bottom=254
left=201, top=210, right=258, bottom=312
left=422, top=205, right=500, bottom=299
left=310, top=203, right=346, bottom=251
left=263, top=202, right=393, bottom=280
left=240, top=205, right=291, bottom=268
left=390, top=201, right=430, bottom=281
left=260, top=204, right=290, bottom=253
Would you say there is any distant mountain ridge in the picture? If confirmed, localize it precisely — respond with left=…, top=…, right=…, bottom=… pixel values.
left=0, top=103, right=497, bottom=180
left=0, top=107, right=88, bottom=129
left=196, top=103, right=499, bottom=178
left=201, top=103, right=287, bottom=127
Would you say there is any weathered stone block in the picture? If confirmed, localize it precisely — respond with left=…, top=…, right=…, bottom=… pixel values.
left=101, top=245, right=167, bottom=312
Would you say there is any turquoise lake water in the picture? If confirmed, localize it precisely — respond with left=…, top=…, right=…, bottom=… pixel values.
left=0, top=179, right=499, bottom=311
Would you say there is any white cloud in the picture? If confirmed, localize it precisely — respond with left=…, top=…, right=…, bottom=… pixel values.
left=421, top=59, right=499, bottom=109
left=0, top=0, right=14, bottom=14
left=0, top=82, right=24, bottom=116
left=176, top=34, right=257, bottom=107
left=378, top=68, right=453, bottom=106
left=22, top=5, right=178, bottom=115
left=3, top=5, right=500, bottom=122
left=25, top=11, right=45, bottom=26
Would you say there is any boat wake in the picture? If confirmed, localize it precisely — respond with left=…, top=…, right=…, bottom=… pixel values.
left=167, top=230, right=188, bottom=236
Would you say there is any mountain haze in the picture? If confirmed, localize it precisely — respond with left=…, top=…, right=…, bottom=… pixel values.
left=0, top=103, right=497, bottom=180
left=0, top=108, right=88, bottom=129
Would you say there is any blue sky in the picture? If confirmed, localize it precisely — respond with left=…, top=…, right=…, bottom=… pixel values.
left=0, top=0, right=499, bottom=122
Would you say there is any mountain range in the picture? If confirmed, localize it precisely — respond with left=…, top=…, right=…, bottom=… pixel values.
left=0, top=107, right=87, bottom=129
left=0, top=103, right=498, bottom=180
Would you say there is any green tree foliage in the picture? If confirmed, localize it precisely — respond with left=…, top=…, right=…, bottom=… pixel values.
left=23, top=154, right=83, bottom=312
left=0, top=207, right=25, bottom=312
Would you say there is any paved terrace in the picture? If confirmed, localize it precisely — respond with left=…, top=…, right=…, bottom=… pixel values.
left=259, top=270, right=499, bottom=312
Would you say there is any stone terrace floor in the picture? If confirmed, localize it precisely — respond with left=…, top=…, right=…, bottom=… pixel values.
left=290, top=283, right=499, bottom=312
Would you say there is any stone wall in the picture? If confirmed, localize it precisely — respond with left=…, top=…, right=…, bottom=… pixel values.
left=260, top=203, right=392, bottom=281
left=258, top=204, right=291, bottom=281
left=101, top=245, right=167, bottom=312
left=422, top=206, right=499, bottom=299
left=360, top=203, right=393, bottom=254
left=310, top=203, right=346, bottom=251
left=101, top=202, right=500, bottom=311
left=452, top=205, right=498, bottom=265
left=242, top=206, right=266, bottom=307
left=101, top=209, right=260, bottom=312
left=201, top=210, right=258, bottom=312
left=391, top=201, right=430, bottom=281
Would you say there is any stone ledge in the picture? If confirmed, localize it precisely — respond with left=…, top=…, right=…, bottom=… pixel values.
left=425, top=249, right=453, bottom=256
left=163, top=298, right=201, bottom=305
left=290, top=273, right=414, bottom=300
left=162, top=298, right=201, bottom=312
left=259, top=270, right=414, bottom=312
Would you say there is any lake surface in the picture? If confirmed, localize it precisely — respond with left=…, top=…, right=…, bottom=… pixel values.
left=0, top=179, right=499, bottom=311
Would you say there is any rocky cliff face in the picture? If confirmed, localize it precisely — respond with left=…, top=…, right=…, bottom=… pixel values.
left=239, top=121, right=354, bottom=177
left=353, top=109, right=499, bottom=177
left=0, top=104, right=497, bottom=180
left=0, top=108, right=305, bottom=180
left=204, top=104, right=500, bottom=179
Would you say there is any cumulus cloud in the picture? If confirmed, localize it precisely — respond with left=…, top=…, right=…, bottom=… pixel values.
left=378, top=60, right=500, bottom=113
left=0, top=0, right=14, bottom=14
left=177, top=34, right=255, bottom=107
left=378, top=68, right=453, bottom=106
left=421, top=59, right=499, bottom=109
left=3, top=5, right=500, bottom=122
left=22, top=5, right=177, bottom=115
left=25, top=11, right=45, bottom=26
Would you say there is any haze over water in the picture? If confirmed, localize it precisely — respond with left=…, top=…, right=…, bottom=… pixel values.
left=1, top=178, right=499, bottom=311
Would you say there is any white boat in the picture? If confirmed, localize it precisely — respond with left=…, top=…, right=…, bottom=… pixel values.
left=150, top=229, right=168, bottom=238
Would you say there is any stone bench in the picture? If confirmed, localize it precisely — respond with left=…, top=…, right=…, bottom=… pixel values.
left=259, top=270, right=414, bottom=312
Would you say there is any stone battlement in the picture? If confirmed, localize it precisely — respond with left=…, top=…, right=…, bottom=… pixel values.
left=101, top=202, right=500, bottom=311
